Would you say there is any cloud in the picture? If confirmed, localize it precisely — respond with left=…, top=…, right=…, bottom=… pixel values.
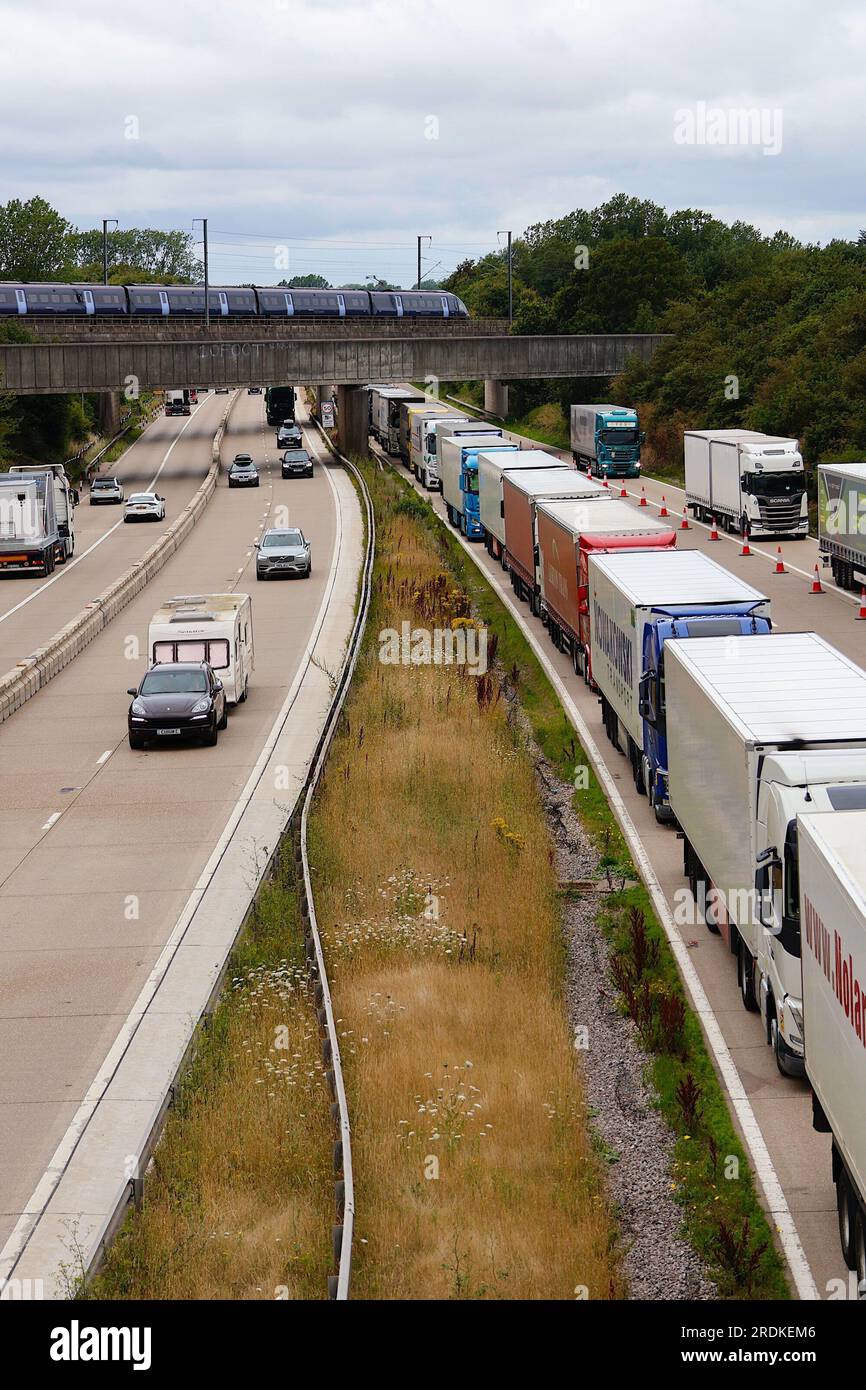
left=1, top=0, right=864, bottom=284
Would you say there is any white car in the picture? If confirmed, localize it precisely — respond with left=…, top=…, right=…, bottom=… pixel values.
left=123, top=492, right=166, bottom=523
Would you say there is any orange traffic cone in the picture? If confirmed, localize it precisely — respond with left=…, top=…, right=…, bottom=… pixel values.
left=740, top=529, right=751, bottom=556
left=774, top=546, right=786, bottom=574
left=659, top=495, right=669, bottom=516
left=602, top=476, right=609, bottom=488
left=620, top=485, right=628, bottom=497
left=639, top=488, right=647, bottom=507
left=680, top=513, right=690, bottom=530
left=709, top=517, right=719, bottom=541
left=810, top=564, right=824, bottom=595
left=858, top=588, right=866, bottom=620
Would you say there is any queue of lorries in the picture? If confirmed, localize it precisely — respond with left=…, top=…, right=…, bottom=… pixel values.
left=367, top=384, right=866, bottom=1288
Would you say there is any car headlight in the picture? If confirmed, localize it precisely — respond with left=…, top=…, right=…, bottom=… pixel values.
left=191, top=698, right=212, bottom=715
left=131, top=699, right=146, bottom=715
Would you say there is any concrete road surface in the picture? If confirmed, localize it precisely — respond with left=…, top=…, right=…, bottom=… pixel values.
left=0, top=390, right=342, bottom=1257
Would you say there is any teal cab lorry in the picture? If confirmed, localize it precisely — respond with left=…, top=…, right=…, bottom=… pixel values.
left=570, top=404, right=643, bottom=479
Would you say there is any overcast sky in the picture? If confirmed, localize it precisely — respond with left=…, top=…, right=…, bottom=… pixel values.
left=2, top=0, right=865, bottom=285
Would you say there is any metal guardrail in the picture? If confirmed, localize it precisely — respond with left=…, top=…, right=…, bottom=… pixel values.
left=63, top=401, right=162, bottom=475
left=292, top=417, right=374, bottom=1299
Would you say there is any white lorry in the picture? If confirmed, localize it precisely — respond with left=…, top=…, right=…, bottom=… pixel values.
left=476, top=447, right=561, bottom=561
left=8, top=463, right=76, bottom=560
left=817, top=460, right=866, bottom=592
left=684, top=429, right=808, bottom=539
left=148, top=593, right=254, bottom=704
left=410, top=410, right=468, bottom=489
left=666, top=631, right=866, bottom=1076
left=800, top=808, right=866, bottom=1284
left=0, top=472, right=64, bottom=575
left=371, top=388, right=424, bottom=454
left=589, top=549, right=770, bottom=817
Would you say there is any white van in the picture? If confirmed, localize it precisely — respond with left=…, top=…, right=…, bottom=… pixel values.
left=148, top=593, right=254, bottom=704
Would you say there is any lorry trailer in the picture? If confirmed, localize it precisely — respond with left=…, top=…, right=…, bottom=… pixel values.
left=817, top=461, right=866, bottom=591
left=800, top=809, right=866, bottom=1283
left=477, top=447, right=565, bottom=561
left=148, top=592, right=254, bottom=705
left=536, top=497, right=676, bottom=678
left=8, top=463, right=76, bottom=560
left=165, top=388, right=191, bottom=417
left=502, top=466, right=607, bottom=612
left=684, top=429, right=808, bottom=538
left=0, top=473, right=64, bottom=574
left=570, top=404, right=643, bottom=479
left=371, top=388, right=425, bottom=454
left=665, top=631, right=866, bottom=1076
left=588, top=549, right=770, bottom=819
left=440, top=436, right=518, bottom=539
left=398, top=400, right=447, bottom=469
left=409, top=410, right=468, bottom=488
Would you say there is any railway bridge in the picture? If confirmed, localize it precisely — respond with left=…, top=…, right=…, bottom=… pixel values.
left=0, top=319, right=669, bottom=452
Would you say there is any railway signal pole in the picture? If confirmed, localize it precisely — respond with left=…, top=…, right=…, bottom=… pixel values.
left=102, top=219, right=118, bottom=285
left=417, top=235, right=431, bottom=290
left=498, top=230, right=513, bottom=323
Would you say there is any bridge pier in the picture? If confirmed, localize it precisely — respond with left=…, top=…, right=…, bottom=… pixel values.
left=483, top=380, right=509, bottom=418
left=98, top=390, right=123, bottom=436
left=336, top=385, right=368, bottom=458
left=315, top=384, right=333, bottom=421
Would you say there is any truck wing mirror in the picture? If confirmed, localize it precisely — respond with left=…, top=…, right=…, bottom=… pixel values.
left=638, top=672, right=654, bottom=721
left=755, top=850, right=783, bottom=932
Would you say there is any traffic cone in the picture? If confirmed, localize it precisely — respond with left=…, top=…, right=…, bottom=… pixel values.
left=740, top=529, right=751, bottom=556
left=602, top=475, right=609, bottom=488
left=709, top=517, right=719, bottom=541
left=809, top=564, right=824, bottom=595
left=774, top=546, right=786, bottom=574
left=680, top=513, right=690, bottom=530
left=620, top=485, right=628, bottom=497
left=659, top=495, right=669, bottom=516
left=639, top=488, right=647, bottom=507
left=857, top=588, right=866, bottom=620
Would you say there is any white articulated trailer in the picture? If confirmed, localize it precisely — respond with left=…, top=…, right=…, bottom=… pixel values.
left=684, top=429, right=808, bottom=538
left=666, top=631, right=866, bottom=1076
left=800, top=809, right=866, bottom=1285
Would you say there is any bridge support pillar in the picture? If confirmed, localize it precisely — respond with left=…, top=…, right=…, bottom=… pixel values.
left=98, top=390, right=123, bottom=437
left=483, top=380, right=509, bottom=418
left=336, top=385, right=368, bottom=458
left=316, top=385, right=333, bottom=421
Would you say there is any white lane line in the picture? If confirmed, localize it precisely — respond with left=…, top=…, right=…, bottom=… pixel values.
left=386, top=443, right=820, bottom=1303
left=0, top=404, right=215, bottom=630
left=40, top=812, right=61, bottom=831
left=96, top=750, right=113, bottom=765
left=0, top=456, right=347, bottom=1287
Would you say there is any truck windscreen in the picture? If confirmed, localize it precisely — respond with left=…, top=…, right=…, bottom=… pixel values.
left=746, top=472, right=804, bottom=497
left=600, top=429, right=639, bottom=446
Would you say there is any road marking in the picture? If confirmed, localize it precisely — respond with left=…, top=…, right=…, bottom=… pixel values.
left=40, top=812, right=61, bottom=831
left=96, top=749, right=113, bottom=765
left=0, top=402, right=218, bottom=629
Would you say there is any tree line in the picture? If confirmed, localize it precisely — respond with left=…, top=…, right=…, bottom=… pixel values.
left=441, top=193, right=866, bottom=471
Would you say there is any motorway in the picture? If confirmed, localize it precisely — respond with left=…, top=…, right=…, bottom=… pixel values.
left=0, top=393, right=229, bottom=674
left=0, top=390, right=348, bottom=1263
left=386, top=417, right=866, bottom=1299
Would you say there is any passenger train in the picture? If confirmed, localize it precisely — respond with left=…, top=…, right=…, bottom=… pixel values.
left=0, top=283, right=470, bottom=320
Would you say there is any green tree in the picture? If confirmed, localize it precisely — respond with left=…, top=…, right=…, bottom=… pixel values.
left=0, top=197, right=75, bottom=280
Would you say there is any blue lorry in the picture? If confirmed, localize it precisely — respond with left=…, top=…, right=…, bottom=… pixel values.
left=439, top=434, right=518, bottom=539
left=587, top=549, right=772, bottom=819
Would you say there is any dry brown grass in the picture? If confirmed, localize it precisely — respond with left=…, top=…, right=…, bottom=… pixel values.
left=308, top=479, right=621, bottom=1299
left=92, top=880, right=334, bottom=1301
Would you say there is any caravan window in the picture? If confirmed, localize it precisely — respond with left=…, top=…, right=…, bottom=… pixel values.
left=152, top=638, right=230, bottom=668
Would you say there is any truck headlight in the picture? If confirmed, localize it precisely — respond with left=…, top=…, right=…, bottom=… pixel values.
left=786, top=999, right=804, bottom=1043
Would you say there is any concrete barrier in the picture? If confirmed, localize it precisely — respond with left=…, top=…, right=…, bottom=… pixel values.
left=0, top=393, right=238, bottom=727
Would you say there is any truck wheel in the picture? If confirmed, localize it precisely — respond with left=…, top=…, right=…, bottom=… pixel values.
left=838, top=1169, right=857, bottom=1270
left=738, top=938, right=759, bottom=1012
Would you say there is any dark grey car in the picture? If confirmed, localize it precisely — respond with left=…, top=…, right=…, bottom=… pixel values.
left=255, top=527, right=311, bottom=580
